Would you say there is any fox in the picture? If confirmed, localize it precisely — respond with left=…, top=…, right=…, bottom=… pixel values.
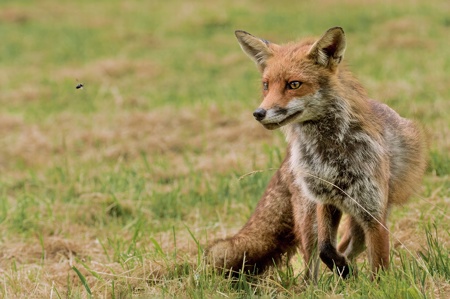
left=206, top=27, right=427, bottom=281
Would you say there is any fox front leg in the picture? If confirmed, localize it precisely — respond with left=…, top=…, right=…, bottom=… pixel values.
left=317, top=204, right=351, bottom=278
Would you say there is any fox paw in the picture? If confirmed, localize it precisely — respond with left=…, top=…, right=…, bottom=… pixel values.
left=319, top=245, right=352, bottom=279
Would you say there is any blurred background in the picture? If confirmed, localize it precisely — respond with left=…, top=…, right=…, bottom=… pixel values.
left=0, top=0, right=448, bottom=297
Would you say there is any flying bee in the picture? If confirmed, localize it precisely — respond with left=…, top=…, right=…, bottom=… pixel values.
left=76, top=79, right=84, bottom=89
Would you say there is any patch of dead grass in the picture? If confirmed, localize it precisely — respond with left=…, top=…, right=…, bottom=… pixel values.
left=1, top=236, right=80, bottom=265
left=0, top=235, right=125, bottom=297
left=0, top=7, right=31, bottom=24
left=0, top=104, right=277, bottom=180
left=0, top=229, right=204, bottom=297
left=3, top=84, right=51, bottom=105
left=56, top=58, right=162, bottom=83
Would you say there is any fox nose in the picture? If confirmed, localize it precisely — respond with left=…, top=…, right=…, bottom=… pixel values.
left=253, top=108, right=267, bottom=121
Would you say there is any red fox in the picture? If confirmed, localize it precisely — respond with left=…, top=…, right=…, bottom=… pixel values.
left=206, top=27, right=426, bottom=280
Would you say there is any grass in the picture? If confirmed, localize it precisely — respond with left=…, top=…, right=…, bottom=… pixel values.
left=0, top=0, right=449, bottom=297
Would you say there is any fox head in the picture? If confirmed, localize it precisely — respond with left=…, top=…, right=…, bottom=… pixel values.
left=235, top=27, right=347, bottom=130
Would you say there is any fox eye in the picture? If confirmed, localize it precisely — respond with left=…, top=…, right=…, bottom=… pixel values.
left=262, top=82, right=268, bottom=90
left=288, top=81, right=302, bottom=89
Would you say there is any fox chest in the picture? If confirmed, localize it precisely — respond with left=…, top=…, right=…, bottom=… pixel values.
left=288, top=136, right=383, bottom=211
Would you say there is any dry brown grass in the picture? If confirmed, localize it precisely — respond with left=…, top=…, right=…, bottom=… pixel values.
left=0, top=104, right=278, bottom=179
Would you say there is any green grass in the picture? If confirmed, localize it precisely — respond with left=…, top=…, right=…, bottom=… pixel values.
left=0, top=0, right=449, bottom=297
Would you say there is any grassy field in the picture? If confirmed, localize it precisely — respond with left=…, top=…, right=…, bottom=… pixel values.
left=0, top=0, right=449, bottom=297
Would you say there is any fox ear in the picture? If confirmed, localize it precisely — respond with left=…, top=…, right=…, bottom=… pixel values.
left=235, top=30, right=273, bottom=71
left=308, top=27, right=346, bottom=70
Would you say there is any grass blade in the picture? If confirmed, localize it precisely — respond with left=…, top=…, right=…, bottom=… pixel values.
left=72, top=266, right=92, bottom=296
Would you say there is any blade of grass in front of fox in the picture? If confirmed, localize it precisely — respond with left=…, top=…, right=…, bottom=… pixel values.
left=238, top=168, right=278, bottom=181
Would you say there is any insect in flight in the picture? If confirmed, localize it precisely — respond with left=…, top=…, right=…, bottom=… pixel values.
left=75, top=79, right=84, bottom=89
